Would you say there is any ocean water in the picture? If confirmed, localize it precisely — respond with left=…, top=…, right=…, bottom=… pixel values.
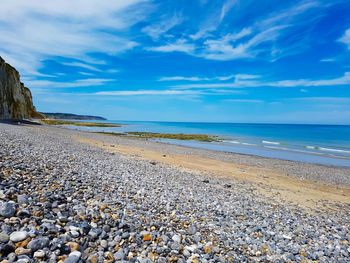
left=68, top=121, right=350, bottom=167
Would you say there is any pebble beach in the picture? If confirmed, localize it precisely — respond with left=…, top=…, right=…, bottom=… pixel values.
left=1, top=122, right=350, bottom=263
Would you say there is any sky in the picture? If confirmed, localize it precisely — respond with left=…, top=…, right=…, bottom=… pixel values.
left=0, top=0, right=350, bottom=124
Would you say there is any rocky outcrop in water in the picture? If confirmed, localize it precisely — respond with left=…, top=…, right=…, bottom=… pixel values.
left=0, top=56, right=44, bottom=119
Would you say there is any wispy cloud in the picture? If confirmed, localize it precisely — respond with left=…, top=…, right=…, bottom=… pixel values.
left=223, top=99, right=264, bottom=103
left=320, top=58, right=336, bottom=62
left=338, top=28, right=350, bottom=49
left=61, top=62, right=102, bottom=72
left=94, top=90, right=203, bottom=96
left=146, top=1, right=321, bottom=61
left=23, top=78, right=116, bottom=89
left=220, top=0, right=237, bottom=22
left=142, top=14, right=183, bottom=40
left=146, top=39, right=195, bottom=53
left=0, top=0, right=148, bottom=75
left=159, top=74, right=259, bottom=82
left=171, top=72, right=350, bottom=89
left=264, top=72, right=350, bottom=87
left=159, top=76, right=210, bottom=81
left=288, top=97, right=350, bottom=103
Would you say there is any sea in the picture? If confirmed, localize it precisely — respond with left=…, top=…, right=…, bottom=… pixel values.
left=68, top=121, right=350, bottom=168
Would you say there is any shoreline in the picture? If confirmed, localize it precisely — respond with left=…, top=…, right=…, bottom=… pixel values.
left=55, top=120, right=350, bottom=167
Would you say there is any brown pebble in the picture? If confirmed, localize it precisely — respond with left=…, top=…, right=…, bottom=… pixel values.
left=67, top=242, right=79, bottom=251
left=87, top=254, right=98, bottom=263
left=143, top=234, right=152, bottom=242
left=14, top=237, right=31, bottom=249
left=15, top=247, right=32, bottom=255
left=106, top=252, right=114, bottom=261
left=204, top=245, right=212, bottom=254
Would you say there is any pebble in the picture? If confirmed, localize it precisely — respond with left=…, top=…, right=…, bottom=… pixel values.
left=27, top=237, right=50, bottom=252
left=64, top=251, right=81, bottom=263
left=172, top=234, right=181, bottom=243
left=33, top=250, right=45, bottom=258
left=0, top=233, right=9, bottom=243
left=10, top=231, right=28, bottom=242
left=15, top=247, right=31, bottom=255
left=0, top=202, right=16, bottom=218
left=100, top=240, right=108, bottom=249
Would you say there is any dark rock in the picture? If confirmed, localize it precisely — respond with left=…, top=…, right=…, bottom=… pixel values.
left=27, top=237, right=50, bottom=252
left=0, top=201, right=16, bottom=218
left=0, top=243, right=15, bottom=256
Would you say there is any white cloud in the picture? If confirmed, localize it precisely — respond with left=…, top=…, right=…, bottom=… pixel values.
left=61, top=62, right=102, bottom=72
left=146, top=39, right=195, bottom=53
left=220, top=0, right=238, bottom=22
left=23, top=78, right=116, bottom=89
left=159, top=74, right=260, bottom=82
left=94, top=90, right=203, bottom=96
left=338, top=28, right=350, bottom=49
left=0, top=0, right=149, bottom=75
left=223, top=99, right=264, bottom=103
left=142, top=14, right=183, bottom=40
left=147, top=1, right=321, bottom=61
left=199, top=25, right=287, bottom=60
left=235, top=74, right=261, bottom=80
left=159, top=76, right=210, bottom=81
left=265, top=72, right=350, bottom=87
left=320, top=58, right=336, bottom=62
left=173, top=83, right=242, bottom=89
left=172, top=72, right=350, bottom=89
left=288, top=97, right=350, bottom=103
left=79, top=72, right=95, bottom=76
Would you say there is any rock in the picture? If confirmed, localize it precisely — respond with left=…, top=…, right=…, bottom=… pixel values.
left=121, top=232, right=130, bottom=239
left=70, top=230, right=79, bottom=238
left=0, top=233, right=9, bottom=243
left=64, top=251, right=81, bottom=263
left=172, top=234, right=181, bottom=243
left=67, top=242, right=79, bottom=252
left=27, top=237, right=50, bottom=252
left=88, top=228, right=102, bottom=239
left=114, top=248, right=125, bottom=260
left=204, top=245, right=212, bottom=254
left=0, top=56, right=45, bottom=119
left=0, top=202, right=16, bottom=218
left=143, top=235, right=152, bottom=242
left=10, top=231, right=28, bottom=243
left=0, top=243, right=15, bottom=256
left=15, top=247, right=32, bottom=255
left=87, top=254, right=98, bottom=263
left=100, top=240, right=108, bottom=249
left=16, top=195, right=28, bottom=205
left=33, top=250, right=45, bottom=258
left=102, top=225, right=110, bottom=233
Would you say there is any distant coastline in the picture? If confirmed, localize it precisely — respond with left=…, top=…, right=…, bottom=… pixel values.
left=41, top=112, right=106, bottom=120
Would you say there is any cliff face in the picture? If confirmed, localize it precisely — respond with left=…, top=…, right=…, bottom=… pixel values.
left=0, top=56, right=45, bottom=119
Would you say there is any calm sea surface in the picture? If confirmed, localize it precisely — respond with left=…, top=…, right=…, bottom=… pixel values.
left=68, top=121, right=350, bottom=167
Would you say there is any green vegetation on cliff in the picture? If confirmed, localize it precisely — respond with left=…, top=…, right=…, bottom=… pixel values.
left=41, top=112, right=106, bottom=120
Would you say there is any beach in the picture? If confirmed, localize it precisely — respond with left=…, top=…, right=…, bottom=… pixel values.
left=1, top=122, right=350, bottom=262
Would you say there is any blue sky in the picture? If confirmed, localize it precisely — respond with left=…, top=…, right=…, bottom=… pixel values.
left=1, top=0, right=350, bottom=124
